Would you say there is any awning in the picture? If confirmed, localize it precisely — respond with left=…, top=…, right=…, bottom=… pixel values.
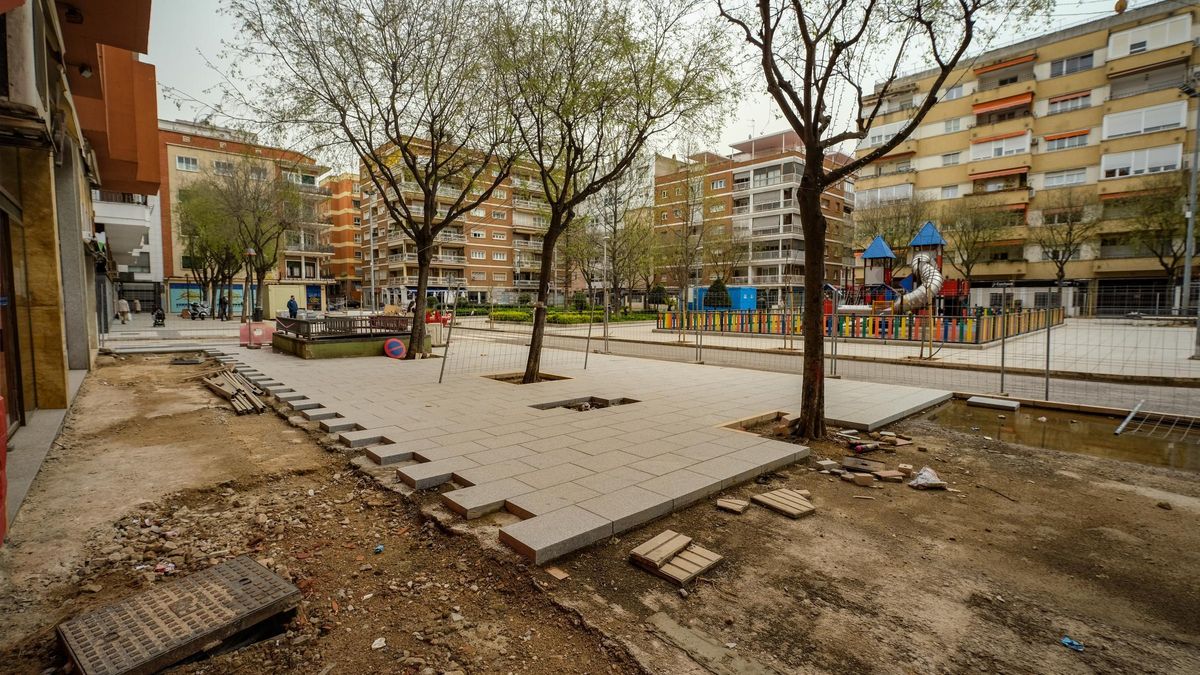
left=988, top=238, right=1026, bottom=246
left=1048, top=90, right=1089, bottom=104
left=974, top=54, right=1036, bottom=75
left=972, top=130, right=1027, bottom=144
left=972, top=93, right=1033, bottom=115
left=969, top=166, right=1029, bottom=181
left=1043, top=129, right=1089, bottom=141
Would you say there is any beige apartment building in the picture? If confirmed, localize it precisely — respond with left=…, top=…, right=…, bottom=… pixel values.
left=854, top=0, right=1198, bottom=313
left=653, top=131, right=856, bottom=308
left=358, top=163, right=564, bottom=308
left=158, top=120, right=332, bottom=314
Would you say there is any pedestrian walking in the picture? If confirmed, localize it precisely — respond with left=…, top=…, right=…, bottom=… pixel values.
left=132, top=298, right=141, bottom=314
left=117, top=296, right=130, bottom=324
left=287, top=295, right=299, bottom=319
left=218, top=295, right=229, bottom=321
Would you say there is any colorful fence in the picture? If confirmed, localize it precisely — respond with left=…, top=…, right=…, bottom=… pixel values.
left=657, top=308, right=1065, bottom=345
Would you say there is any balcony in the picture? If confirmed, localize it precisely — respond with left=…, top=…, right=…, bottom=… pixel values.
left=752, top=274, right=804, bottom=285
left=514, top=257, right=542, bottom=270
left=965, top=154, right=1031, bottom=179
left=512, top=217, right=549, bottom=232
left=513, top=197, right=548, bottom=211
left=969, top=115, right=1034, bottom=141
left=402, top=275, right=465, bottom=287
left=513, top=239, right=544, bottom=250
left=752, top=198, right=795, bottom=213
left=970, top=78, right=1035, bottom=104
left=1106, top=42, right=1192, bottom=80
left=436, top=231, right=466, bottom=243
left=751, top=250, right=805, bottom=263
left=514, top=279, right=540, bottom=288
left=974, top=259, right=1028, bottom=277
left=283, top=238, right=335, bottom=254
left=749, top=173, right=801, bottom=190
left=965, top=186, right=1031, bottom=206
left=732, top=178, right=751, bottom=193
left=433, top=254, right=467, bottom=265
left=751, top=223, right=803, bottom=238
left=509, top=176, right=541, bottom=191
left=1092, top=256, right=1160, bottom=274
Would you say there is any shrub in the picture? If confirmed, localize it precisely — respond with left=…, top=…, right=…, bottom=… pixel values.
left=647, top=284, right=666, bottom=306
left=705, top=279, right=731, bottom=308
left=517, top=292, right=532, bottom=305
left=490, top=309, right=532, bottom=322
left=572, top=291, right=588, bottom=311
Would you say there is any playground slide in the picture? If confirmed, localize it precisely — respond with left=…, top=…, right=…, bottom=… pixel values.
left=881, top=253, right=943, bottom=315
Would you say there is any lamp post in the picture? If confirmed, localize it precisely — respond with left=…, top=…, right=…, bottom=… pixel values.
left=603, top=234, right=610, bottom=353
left=1179, top=82, right=1199, bottom=357
left=245, top=247, right=258, bottom=347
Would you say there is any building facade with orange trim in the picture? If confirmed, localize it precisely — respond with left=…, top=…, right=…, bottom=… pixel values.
left=854, top=0, right=1198, bottom=313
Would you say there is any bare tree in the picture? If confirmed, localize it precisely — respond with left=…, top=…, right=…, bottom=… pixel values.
left=588, top=161, right=657, bottom=310
left=940, top=197, right=1010, bottom=285
left=1030, top=186, right=1102, bottom=288
left=720, top=0, right=1049, bottom=438
left=1125, top=172, right=1190, bottom=291
left=494, top=0, right=730, bottom=382
left=225, top=0, right=517, bottom=356
left=852, top=193, right=933, bottom=276
left=704, top=224, right=750, bottom=285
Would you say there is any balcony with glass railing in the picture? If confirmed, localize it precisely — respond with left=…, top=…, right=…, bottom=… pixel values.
left=513, top=238, right=544, bottom=249
left=513, top=197, right=548, bottom=211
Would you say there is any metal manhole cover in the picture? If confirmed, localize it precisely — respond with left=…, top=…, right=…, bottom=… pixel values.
left=57, top=556, right=300, bottom=675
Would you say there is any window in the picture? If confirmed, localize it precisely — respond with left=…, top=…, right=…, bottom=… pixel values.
left=471, top=208, right=486, bottom=217
left=353, top=217, right=362, bottom=226
left=997, top=75, right=1018, bottom=86
left=1102, top=101, right=1187, bottom=139
left=176, top=156, right=199, bottom=172
left=490, top=210, right=506, bottom=220
left=492, top=273, right=505, bottom=281
left=492, top=251, right=507, bottom=261
left=659, top=211, right=667, bottom=222
left=492, top=231, right=506, bottom=240
left=672, top=208, right=681, bottom=218
left=354, top=251, right=362, bottom=259
left=285, top=171, right=316, bottom=186
left=213, top=160, right=234, bottom=175
left=1043, top=209, right=1083, bottom=225
left=352, top=199, right=361, bottom=208
left=710, top=179, right=726, bottom=190
left=1110, top=64, right=1187, bottom=99
left=866, top=120, right=903, bottom=147
left=970, top=133, right=1029, bottom=160
left=709, top=203, right=726, bottom=213
left=1101, top=144, right=1182, bottom=178
left=940, top=185, right=959, bottom=199
left=674, top=186, right=682, bottom=196
left=942, top=85, right=963, bottom=101
left=660, top=189, right=668, bottom=198
left=471, top=271, right=486, bottom=281
left=1045, top=133, right=1088, bottom=152
left=493, top=189, right=507, bottom=199
left=942, top=152, right=960, bottom=167
left=1044, top=168, right=1086, bottom=188
left=944, top=118, right=961, bottom=133
left=250, top=167, right=268, bottom=181
left=470, top=250, right=486, bottom=259
left=1107, top=15, right=1190, bottom=59
left=1048, top=93, right=1090, bottom=115
left=856, top=183, right=913, bottom=207
left=1049, top=53, right=1093, bottom=77
left=470, top=230, right=485, bottom=239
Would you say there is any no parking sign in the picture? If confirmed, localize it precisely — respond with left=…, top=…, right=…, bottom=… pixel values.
left=383, top=337, right=407, bottom=359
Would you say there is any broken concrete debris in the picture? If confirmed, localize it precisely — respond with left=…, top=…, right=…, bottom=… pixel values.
left=841, top=456, right=886, bottom=473
left=873, top=470, right=905, bottom=483
left=814, top=459, right=840, bottom=472
left=966, top=396, right=1020, bottom=411
left=850, top=473, right=875, bottom=487
left=898, top=464, right=914, bottom=477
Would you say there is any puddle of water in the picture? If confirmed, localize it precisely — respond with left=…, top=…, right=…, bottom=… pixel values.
left=920, top=400, right=1198, bottom=471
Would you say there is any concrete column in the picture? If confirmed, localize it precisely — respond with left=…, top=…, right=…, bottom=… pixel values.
left=18, top=148, right=69, bottom=409
left=53, top=146, right=92, bottom=371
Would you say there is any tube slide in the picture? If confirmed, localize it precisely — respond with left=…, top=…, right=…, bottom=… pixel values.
left=881, top=253, right=943, bottom=315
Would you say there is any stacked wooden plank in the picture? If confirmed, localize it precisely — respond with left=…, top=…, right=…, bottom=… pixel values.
left=202, top=370, right=268, bottom=415
left=752, top=488, right=816, bottom=518
left=630, top=530, right=723, bottom=586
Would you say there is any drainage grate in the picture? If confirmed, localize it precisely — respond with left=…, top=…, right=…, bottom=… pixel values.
left=530, top=396, right=639, bottom=412
left=57, top=556, right=300, bottom=675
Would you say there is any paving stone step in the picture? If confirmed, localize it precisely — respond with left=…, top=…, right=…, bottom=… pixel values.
left=289, top=399, right=320, bottom=411
left=301, top=408, right=340, bottom=421
left=365, top=445, right=413, bottom=465
left=499, top=506, right=614, bottom=565
left=276, top=392, right=306, bottom=402
left=339, top=426, right=404, bottom=448
left=320, top=417, right=361, bottom=433
left=397, top=456, right=479, bottom=489
left=442, top=478, right=536, bottom=519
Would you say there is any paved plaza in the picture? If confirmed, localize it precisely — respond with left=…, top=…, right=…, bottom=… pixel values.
left=211, top=346, right=949, bottom=563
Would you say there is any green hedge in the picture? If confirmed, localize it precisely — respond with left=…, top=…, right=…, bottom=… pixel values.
left=488, top=309, right=658, bottom=324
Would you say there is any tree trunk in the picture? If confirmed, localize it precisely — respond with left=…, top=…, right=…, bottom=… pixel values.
left=408, top=243, right=431, bottom=359
left=256, top=269, right=269, bottom=320
left=796, top=183, right=827, bottom=439
left=523, top=227, right=561, bottom=383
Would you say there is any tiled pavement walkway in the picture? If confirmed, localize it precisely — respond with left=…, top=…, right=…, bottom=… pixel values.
left=210, top=347, right=950, bottom=563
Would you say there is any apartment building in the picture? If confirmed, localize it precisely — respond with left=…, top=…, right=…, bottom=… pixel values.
left=320, top=173, right=363, bottom=306
left=1, top=0, right=159, bottom=423
left=652, top=131, right=856, bottom=308
left=157, top=120, right=332, bottom=314
left=358, top=160, right=563, bottom=308
left=854, top=0, right=1198, bottom=312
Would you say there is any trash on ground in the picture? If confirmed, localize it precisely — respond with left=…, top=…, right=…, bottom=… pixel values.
left=545, top=566, right=570, bottom=580
left=372, top=637, right=386, bottom=650
left=908, top=466, right=948, bottom=490
left=373, top=544, right=384, bottom=554
left=1060, top=636, right=1084, bottom=652
left=841, top=456, right=886, bottom=473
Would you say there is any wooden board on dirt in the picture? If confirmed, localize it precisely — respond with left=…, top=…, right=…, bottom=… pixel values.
left=751, top=489, right=816, bottom=519
left=630, top=530, right=692, bottom=570
left=842, top=456, right=887, bottom=473
left=716, top=498, right=749, bottom=514
left=656, top=544, right=723, bottom=586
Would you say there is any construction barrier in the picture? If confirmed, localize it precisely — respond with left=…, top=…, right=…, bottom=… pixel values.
left=657, top=308, right=1065, bottom=345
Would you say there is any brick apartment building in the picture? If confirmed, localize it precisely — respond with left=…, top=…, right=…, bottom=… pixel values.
left=320, top=172, right=363, bottom=306
left=854, top=0, right=1199, bottom=313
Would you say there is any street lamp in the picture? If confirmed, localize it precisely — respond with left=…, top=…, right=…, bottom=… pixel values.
left=602, top=234, right=610, bottom=353
left=244, top=247, right=258, bottom=322
left=1179, top=81, right=1199, bottom=357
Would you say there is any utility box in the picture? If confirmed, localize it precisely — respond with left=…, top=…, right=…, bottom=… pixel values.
left=728, top=287, right=757, bottom=310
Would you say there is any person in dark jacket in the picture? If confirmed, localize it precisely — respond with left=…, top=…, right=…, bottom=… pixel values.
left=287, top=295, right=299, bottom=319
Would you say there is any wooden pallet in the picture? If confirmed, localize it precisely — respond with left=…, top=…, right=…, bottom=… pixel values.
left=716, top=498, right=749, bottom=514
left=751, top=488, right=816, bottom=519
left=630, top=530, right=692, bottom=569
left=656, top=544, right=723, bottom=586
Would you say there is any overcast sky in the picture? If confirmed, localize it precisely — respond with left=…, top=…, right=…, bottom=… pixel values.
left=149, top=0, right=1148, bottom=161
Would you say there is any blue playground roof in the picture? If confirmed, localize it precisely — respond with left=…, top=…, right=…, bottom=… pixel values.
left=910, top=221, right=947, bottom=247
left=862, top=235, right=896, bottom=260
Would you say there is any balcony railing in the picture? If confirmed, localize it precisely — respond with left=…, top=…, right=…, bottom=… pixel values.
left=513, top=239, right=544, bottom=249
left=514, top=279, right=540, bottom=288
left=751, top=250, right=805, bottom=262
left=732, top=205, right=751, bottom=215
left=513, top=197, right=548, bottom=211
left=1108, top=79, right=1188, bottom=101
left=284, top=239, right=335, bottom=253
left=750, top=172, right=800, bottom=189
left=92, top=190, right=149, bottom=205
left=434, top=254, right=467, bottom=265
left=753, top=198, right=795, bottom=213
left=436, top=231, right=465, bottom=242
left=752, top=223, right=803, bottom=237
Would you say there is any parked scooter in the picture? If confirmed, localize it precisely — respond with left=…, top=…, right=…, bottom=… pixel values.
left=152, top=307, right=166, bottom=327
left=189, top=302, right=210, bottom=320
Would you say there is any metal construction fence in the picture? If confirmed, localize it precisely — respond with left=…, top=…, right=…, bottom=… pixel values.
left=656, top=308, right=1065, bottom=345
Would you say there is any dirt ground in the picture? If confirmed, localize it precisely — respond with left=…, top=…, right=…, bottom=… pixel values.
left=2, top=355, right=1198, bottom=674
